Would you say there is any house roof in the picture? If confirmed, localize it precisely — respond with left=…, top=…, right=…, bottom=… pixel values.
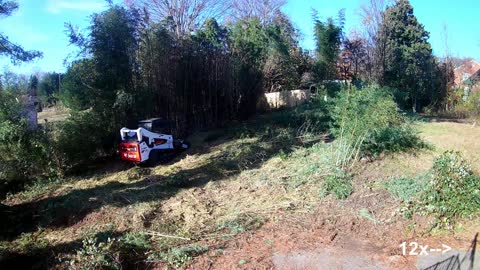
left=454, top=59, right=480, bottom=87
left=465, top=68, right=480, bottom=92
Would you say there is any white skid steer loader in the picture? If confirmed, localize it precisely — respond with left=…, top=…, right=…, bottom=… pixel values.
left=119, top=118, right=189, bottom=165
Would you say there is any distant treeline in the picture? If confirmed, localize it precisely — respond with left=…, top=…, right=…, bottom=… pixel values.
left=58, top=4, right=310, bottom=135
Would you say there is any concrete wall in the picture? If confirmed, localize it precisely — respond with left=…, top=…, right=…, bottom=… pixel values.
left=264, top=89, right=311, bottom=109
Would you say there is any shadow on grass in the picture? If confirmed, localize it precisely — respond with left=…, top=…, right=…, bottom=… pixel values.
left=415, top=114, right=473, bottom=124
left=1, top=104, right=331, bottom=240
left=0, top=102, right=331, bottom=268
left=0, top=160, right=227, bottom=239
left=0, top=230, right=135, bottom=270
left=197, top=101, right=331, bottom=153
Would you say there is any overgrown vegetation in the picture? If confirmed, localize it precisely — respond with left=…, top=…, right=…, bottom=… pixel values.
left=0, top=92, right=58, bottom=191
left=153, top=244, right=209, bottom=268
left=385, top=151, right=480, bottom=228
left=331, top=85, right=426, bottom=157
left=421, top=151, right=480, bottom=227
left=0, top=0, right=454, bottom=188
left=449, top=88, right=480, bottom=119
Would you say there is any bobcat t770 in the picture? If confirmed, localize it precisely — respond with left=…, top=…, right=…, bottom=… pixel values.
left=119, top=118, right=189, bottom=165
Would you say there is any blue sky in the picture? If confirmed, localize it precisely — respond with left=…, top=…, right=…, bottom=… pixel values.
left=1, top=0, right=479, bottom=74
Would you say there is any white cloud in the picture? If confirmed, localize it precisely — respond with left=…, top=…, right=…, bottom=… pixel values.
left=46, top=0, right=106, bottom=14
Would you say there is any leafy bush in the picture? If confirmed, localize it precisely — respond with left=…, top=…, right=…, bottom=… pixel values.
left=53, top=111, right=115, bottom=170
left=320, top=173, right=353, bottom=199
left=331, top=85, right=425, bottom=157
left=0, top=92, right=59, bottom=188
left=421, top=151, right=480, bottom=226
left=363, top=124, right=427, bottom=157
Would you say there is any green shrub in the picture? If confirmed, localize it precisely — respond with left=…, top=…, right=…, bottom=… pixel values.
left=421, top=151, right=480, bottom=226
left=320, top=173, right=353, bottom=199
left=363, top=124, right=427, bottom=156
left=331, top=85, right=401, bottom=138
left=70, top=237, right=120, bottom=270
left=454, top=90, right=480, bottom=118
left=120, top=231, right=151, bottom=251
left=384, top=174, right=428, bottom=202
left=0, top=92, right=60, bottom=187
left=331, top=85, right=425, bottom=157
left=152, top=244, right=208, bottom=268
left=54, top=111, right=115, bottom=170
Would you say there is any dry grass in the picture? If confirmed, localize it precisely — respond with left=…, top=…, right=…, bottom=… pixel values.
left=37, top=107, right=70, bottom=124
left=2, top=110, right=330, bottom=266
left=353, top=118, right=480, bottom=181
left=418, top=120, right=480, bottom=172
left=2, top=116, right=480, bottom=268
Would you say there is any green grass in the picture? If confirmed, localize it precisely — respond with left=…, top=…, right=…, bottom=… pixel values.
left=358, top=208, right=378, bottom=224
left=384, top=174, right=429, bottom=202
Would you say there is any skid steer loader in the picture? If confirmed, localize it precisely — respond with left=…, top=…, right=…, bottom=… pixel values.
left=119, top=118, right=189, bottom=165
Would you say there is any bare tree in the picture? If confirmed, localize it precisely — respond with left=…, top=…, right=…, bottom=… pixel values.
left=230, top=0, right=286, bottom=24
left=338, top=37, right=367, bottom=81
left=356, top=0, right=391, bottom=81
left=358, top=0, right=390, bottom=44
left=440, top=22, right=456, bottom=111
left=126, top=0, right=229, bottom=38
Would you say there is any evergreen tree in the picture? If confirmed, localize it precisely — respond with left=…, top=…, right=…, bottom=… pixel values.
left=313, top=10, right=344, bottom=80
left=194, top=18, right=228, bottom=50
left=63, top=6, right=140, bottom=119
left=61, top=59, right=97, bottom=110
left=38, top=72, right=62, bottom=107
left=379, top=0, right=436, bottom=112
left=0, top=1, right=42, bottom=63
left=28, top=75, right=38, bottom=96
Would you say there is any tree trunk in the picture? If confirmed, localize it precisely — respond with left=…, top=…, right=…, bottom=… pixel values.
left=412, top=95, right=417, bottom=113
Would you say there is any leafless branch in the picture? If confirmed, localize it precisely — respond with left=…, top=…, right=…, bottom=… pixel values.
left=229, top=0, right=286, bottom=24
left=127, top=0, right=230, bottom=38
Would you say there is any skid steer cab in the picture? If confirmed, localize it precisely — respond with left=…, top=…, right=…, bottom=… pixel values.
left=119, top=118, right=189, bottom=165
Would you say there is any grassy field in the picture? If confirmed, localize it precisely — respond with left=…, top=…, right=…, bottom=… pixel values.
left=37, top=107, right=70, bottom=124
left=1, top=106, right=479, bottom=269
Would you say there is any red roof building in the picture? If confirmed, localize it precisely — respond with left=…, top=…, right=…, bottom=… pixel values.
left=454, top=59, right=480, bottom=87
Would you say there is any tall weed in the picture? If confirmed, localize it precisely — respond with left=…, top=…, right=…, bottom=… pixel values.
left=331, top=85, right=425, bottom=157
